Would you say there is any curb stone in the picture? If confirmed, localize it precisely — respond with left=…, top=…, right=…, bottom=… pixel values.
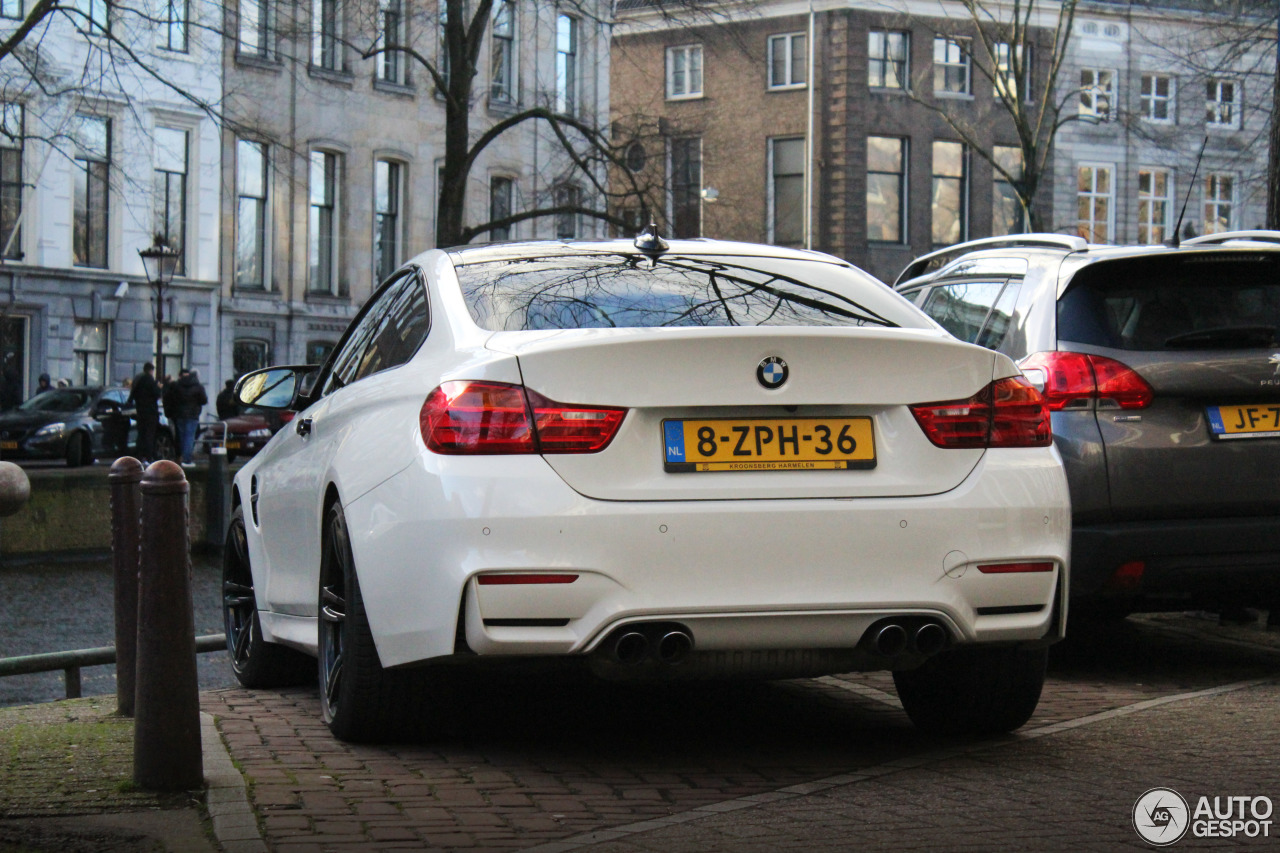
left=201, top=711, right=267, bottom=853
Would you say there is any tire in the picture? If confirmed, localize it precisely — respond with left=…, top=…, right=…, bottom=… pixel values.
left=318, top=501, right=430, bottom=742
left=154, top=429, right=178, bottom=462
left=64, top=433, right=87, bottom=467
left=223, top=507, right=314, bottom=688
left=893, top=645, right=1048, bottom=737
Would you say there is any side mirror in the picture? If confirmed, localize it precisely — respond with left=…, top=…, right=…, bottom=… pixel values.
left=235, top=365, right=318, bottom=411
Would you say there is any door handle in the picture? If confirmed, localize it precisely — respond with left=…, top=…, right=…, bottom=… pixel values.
left=295, top=417, right=313, bottom=437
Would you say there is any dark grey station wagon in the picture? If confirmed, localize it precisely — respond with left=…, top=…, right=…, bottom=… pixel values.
left=895, top=232, right=1280, bottom=618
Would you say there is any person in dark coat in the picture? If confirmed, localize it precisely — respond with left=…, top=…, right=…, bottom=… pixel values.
left=174, top=368, right=207, bottom=466
left=125, top=363, right=162, bottom=463
left=216, top=379, right=241, bottom=420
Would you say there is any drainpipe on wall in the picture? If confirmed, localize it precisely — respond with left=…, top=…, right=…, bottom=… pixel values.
left=804, top=0, right=816, bottom=250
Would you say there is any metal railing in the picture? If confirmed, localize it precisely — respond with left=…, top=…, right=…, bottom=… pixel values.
left=0, top=633, right=227, bottom=700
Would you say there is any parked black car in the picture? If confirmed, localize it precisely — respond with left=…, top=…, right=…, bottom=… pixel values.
left=0, top=386, right=178, bottom=467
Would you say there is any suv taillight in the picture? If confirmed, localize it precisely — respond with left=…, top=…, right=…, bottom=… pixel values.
left=420, top=380, right=626, bottom=454
left=910, top=376, right=1051, bottom=449
left=1018, top=352, right=1153, bottom=411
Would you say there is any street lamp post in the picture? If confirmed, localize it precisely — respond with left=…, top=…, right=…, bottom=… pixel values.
left=138, top=238, right=180, bottom=376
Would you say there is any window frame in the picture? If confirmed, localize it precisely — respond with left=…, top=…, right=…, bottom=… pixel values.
left=767, top=32, right=806, bottom=91
left=993, top=42, right=1031, bottom=102
left=931, top=139, right=968, bottom=246
left=238, top=0, right=271, bottom=58
left=1079, top=68, right=1115, bottom=121
left=378, top=0, right=407, bottom=84
left=73, top=115, right=110, bottom=270
left=490, top=0, right=516, bottom=104
left=665, top=43, right=703, bottom=100
left=1140, top=74, right=1174, bottom=124
left=868, top=29, right=909, bottom=91
left=768, top=136, right=805, bottom=248
left=308, top=150, right=341, bottom=296
left=866, top=135, right=907, bottom=244
left=1137, top=167, right=1172, bottom=245
left=153, top=127, right=188, bottom=276
left=668, top=135, right=702, bottom=239
left=933, top=36, right=971, bottom=97
left=1203, top=172, right=1235, bottom=234
left=555, top=13, right=578, bottom=114
left=0, top=0, right=22, bottom=21
left=489, top=175, right=514, bottom=242
left=312, top=0, right=342, bottom=70
left=991, top=144, right=1024, bottom=237
left=0, top=103, right=23, bottom=261
left=1206, top=78, right=1240, bottom=129
left=374, top=159, right=402, bottom=283
left=1076, top=162, right=1115, bottom=243
left=235, top=138, right=268, bottom=290
left=160, top=0, right=187, bottom=51
left=73, top=321, right=109, bottom=386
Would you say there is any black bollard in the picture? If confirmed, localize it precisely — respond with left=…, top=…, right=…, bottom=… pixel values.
left=109, top=457, right=143, bottom=717
left=134, top=460, right=202, bottom=791
left=205, top=445, right=229, bottom=553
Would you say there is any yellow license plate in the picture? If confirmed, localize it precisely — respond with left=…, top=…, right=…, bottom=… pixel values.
left=0, top=441, right=15, bottom=450
left=663, top=417, right=875, bottom=472
left=225, top=440, right=241, bottom=449
left=1207, top=404, right=1280, bottom=439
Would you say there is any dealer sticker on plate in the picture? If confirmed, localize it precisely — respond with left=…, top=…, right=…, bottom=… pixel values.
left=663, top=417, right=876, bottom=473
left=1206, top=404, right=1280, bottom=440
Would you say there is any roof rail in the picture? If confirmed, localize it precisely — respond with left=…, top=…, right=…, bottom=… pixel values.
left=1181, top=230, right=1280, bottom=246
left=893, top=234, right=1089, bottom=286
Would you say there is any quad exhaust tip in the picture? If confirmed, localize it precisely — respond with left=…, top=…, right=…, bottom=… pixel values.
left=914, top=623, right=947, bottom=656
left=657, top=630, right=693, bottom=665
left=874, top=624, right=909, bottom=656
left=613, top=631, right=649, bottom=665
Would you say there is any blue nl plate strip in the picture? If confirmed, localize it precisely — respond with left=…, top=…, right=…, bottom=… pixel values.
left=663, top=420, right=686, bottom=463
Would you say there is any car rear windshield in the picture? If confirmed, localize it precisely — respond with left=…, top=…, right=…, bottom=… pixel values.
left=1058, top=253, right=1280, bottom=351
left=454, top=253, right=917, bottom=331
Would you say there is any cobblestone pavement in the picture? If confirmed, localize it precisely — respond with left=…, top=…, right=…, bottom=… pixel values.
left=201, top=613, right=1280, bottom=852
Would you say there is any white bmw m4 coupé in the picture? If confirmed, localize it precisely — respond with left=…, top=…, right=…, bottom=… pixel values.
left=224, top=233, right=1071, bottom=742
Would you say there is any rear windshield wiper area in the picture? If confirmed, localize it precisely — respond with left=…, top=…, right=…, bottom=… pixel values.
left=1163, top=325, right=1278, bottom=349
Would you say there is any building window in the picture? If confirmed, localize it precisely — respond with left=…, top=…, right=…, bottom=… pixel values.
left=932, top=140, right=966, bottom=246
left=554, top=183, right=580, bottom=240
left=868, top=30, right=908, bottom=90
left=307, top=340, right=336, bottom=366
left=73, top=115, right=109, bottom=269
left=490, top=0, right=515, bottom=103
left=1, top=0, right=21, bottom=20
left=77, top=0, right=108, bottom=32
left=153, top=128, right=187, bottom=276
left=374, top=159, right=401, bottom=282
left=378, top=0, right=405, bottom=83
left=238, top=0, right=270, bottom=56
left=933, top=37, right=970, bottom=96
left=992, top=145, right=1024, bottom=236
left=1079, top=69, right=1114, bottom=121
left=489, top=176, right=513, bottom=241
left=1204, top=173, right=1234, bottom=234
left=73, top=322, right=108, bottom=386
left=235, top=139, right=267, bottom=289
left=867, top=135, right=906, bottom=243
left=1137, top=168, right=1172, bottom=244
left=160, top=0, right=186, bottom=51
left=0, top=104, right=22, bottom=260
left=994, top=42, right=1030, bottom=101
left=669, top=136, right=701, bottom=238
left=555, top=14, right=578, bottom=114
left=768, top=33, right=805, bottom=90
left=233, top=338, right=270, bottom=377
left=309, top=151, right=339, bottom=294
left=312, top=0, right=341, bottom=69
left=1141, top=74, right=1173, bottom=123
left=1077, top=164, right=1114, bottom=243
left=769, top=137, right=804, bottom=248
left=665, top=43, right=701, bottom=99
left=159, top=326, right=185, bottom=381
left=1206, top=78, right=1239, bottom=128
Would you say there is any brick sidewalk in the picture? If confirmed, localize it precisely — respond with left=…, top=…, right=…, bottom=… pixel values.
left=200, top=615, right=1280, bottom=851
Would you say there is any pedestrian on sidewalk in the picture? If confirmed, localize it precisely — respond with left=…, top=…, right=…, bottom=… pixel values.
left=126, top=363, right=161, bottom=463
left=173, top=368, right=207, bottom=467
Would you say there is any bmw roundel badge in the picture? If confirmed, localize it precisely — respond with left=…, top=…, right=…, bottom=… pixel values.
left=757, top=356, right=789, bottom=389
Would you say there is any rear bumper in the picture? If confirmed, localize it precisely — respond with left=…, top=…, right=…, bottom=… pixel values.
left=1072, top=515, right=1280, bottom=605
left=341, top=447, right=1071, bottom=668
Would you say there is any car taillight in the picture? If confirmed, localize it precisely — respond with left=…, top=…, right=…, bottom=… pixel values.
left=420, top=380, right=626, bottom=455
left=1018, top=352, right=1153, bottom=411
left=910, top=376, right=1051, bottom=449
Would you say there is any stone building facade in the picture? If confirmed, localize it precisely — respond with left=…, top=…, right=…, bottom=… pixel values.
left=219, top=0, right=615, bottom=379
left=0, top=0, right=223, bottom=401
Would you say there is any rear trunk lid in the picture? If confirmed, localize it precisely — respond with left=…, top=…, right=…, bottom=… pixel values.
left=487, top=327, right=1000, bottom=501
left=1057, top=251, right=1280, bottom=521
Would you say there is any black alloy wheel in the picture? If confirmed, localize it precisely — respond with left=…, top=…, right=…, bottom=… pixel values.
left=64, top=432, right=87, bottom=467
left=222, top=506, right=312, bottom=687
left=318, top=500, right=431, bottom=742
